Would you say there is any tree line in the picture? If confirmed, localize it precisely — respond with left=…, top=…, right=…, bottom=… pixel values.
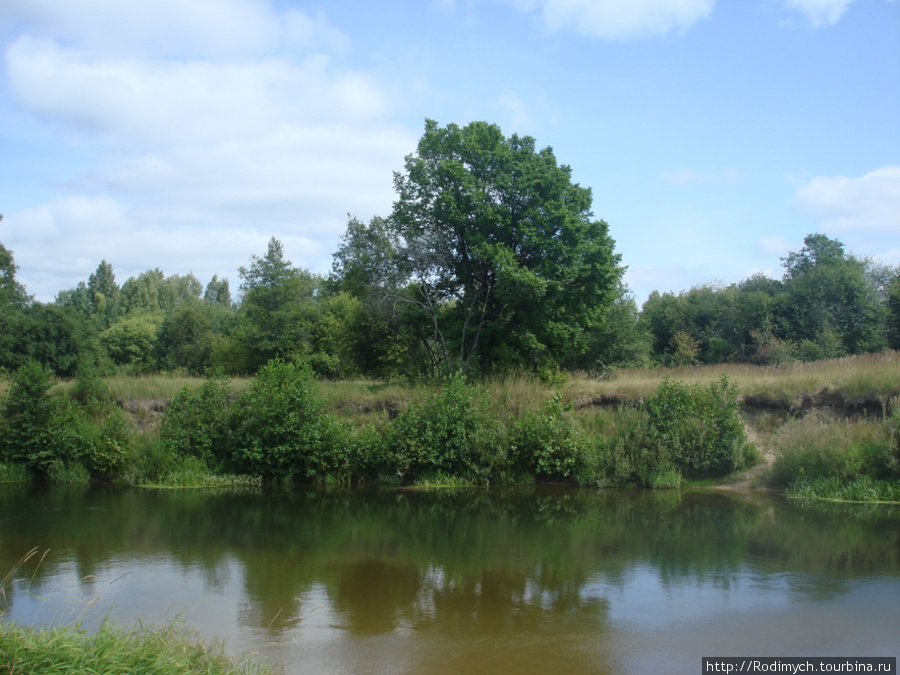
left=2, top=120, right=899, bottom=381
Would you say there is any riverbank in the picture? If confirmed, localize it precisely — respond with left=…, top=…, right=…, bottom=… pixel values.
left=1, top=352, right=898, bottom=500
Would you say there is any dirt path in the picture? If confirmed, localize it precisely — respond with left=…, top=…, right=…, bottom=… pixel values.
left=717, top=424, right=776, bottom=490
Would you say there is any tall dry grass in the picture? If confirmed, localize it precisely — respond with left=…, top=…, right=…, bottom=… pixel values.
left=3, top=351, right=897, bottom=416
left=561, top=351, right=900, bottom=404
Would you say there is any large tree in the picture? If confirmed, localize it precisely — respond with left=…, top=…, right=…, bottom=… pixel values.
left=232, top=237, right=319, bottom=373
left=778, top=234, right=887, bottom=357
left=389, top=120, right=623, bottom=373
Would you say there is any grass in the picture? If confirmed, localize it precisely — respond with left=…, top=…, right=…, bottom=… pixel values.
left=6, top=351, right=896, bottom=419
left=0, top=549, right=277, bottom=675
left=0, top=462, right=26, bottom=483
left=561, top=351, right=900, bottom=404
left=769, top=414, right=896, bottom=486
left=408, top=472, right=482, bottom=489
left=0, top=620, right=277, bottom=675
left=786, top=476, right=900, bottom=503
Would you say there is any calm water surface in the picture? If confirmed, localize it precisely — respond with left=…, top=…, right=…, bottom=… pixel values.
left=1, top=485, right=898, bottom=674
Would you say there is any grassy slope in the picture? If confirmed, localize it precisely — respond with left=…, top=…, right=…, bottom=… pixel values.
left=1, top=351, right=897, bottom=413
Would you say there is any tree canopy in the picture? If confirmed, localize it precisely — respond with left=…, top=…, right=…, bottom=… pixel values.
left=389, top=119, right=623, bottom=373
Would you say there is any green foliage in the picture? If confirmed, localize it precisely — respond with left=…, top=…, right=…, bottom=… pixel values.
left=0, top=237, right=31, bottom=309
left=204, top=274, right=233, bottom=308
left=100, top=312, right=165, bottom=370
left=587, top=406, right=674, bottom=487
left=390, top=119, right=623, bottom=374
left=230, top=359, right=339, bottom=482
left=645, top=376, right=749, bottom=477
left=748, top=329, right=796, bottom=366
left=771, top=414, right=898, bottom=488
left=887, top=271, right=900, bottom=350
left=890, top=397, right=900, bottom=475
left=160, top=374, right=233, bottom=469
left=0, top=304, right=85, bottom=376
left=154, top=300, right=233, bottom=374
left=669, top=330, right=700, bottom=366
left=128, top=432, right=180, bottom=484
left=786, top=475, right=900, bottom=503
left=779, top=235, right=887, bottom=356
left=511, top=394, right=584, bottom=479
left=77, top=408, right=131, bottom=480
left=233, top=238, right=322, bottom=373
left=0, top=360, right=130, bottom=482
left=0, top=360, right=71, bottom=480
left=382, top=373, right=501, bottom=482
left=118, top=269, right=203, bottom=317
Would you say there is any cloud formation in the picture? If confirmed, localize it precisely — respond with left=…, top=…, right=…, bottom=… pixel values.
left=795, top=166, right=900, bottom=234
left=1, top=0, right=350, bottom=58
left=2, top=0, right=416, bottom=299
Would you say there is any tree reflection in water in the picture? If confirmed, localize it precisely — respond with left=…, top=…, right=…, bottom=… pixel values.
left=1, top=485, right=897, bottom=673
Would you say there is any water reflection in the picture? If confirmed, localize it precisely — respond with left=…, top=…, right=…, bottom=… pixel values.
left=1, top=485, right=898, bottom=673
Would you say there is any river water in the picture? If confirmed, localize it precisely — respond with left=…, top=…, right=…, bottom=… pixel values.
left=1, top=485, right=898, bottom=674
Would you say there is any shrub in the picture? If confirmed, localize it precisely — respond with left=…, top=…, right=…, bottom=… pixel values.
left=79, top=408, right=131, bottom=480
left=587, top=406, right=675, bottom=486
left=70, top=362, right=130, bottom=480
left=230, top=359, right=337, bottom=482
left=382, top=373, right=501, bottom=482
left=889, top=397, right=900, bottom=477
left=511, top=394, right=585, bottom=480
left=645, top=376, right=750, bottom=478
left=128, top=432, right=179, bottom=484
left=0, top=360, right=74, bottom=480
left=160, top=373, right=233, bottom=469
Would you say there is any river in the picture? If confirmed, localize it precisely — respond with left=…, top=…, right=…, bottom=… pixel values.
left=1, top=485, right=898, bottom=674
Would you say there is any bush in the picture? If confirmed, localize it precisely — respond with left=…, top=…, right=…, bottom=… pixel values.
left=645, top=376, right=750, bottom=478
left=587, top=406, right=676, bottom=487
left=511, top=394, right=584, bottom=480
left=0, top=360, right=74, bottom=480
left=160, top=373, right=233, bottom=469
left=230, top=359, right=338, bottom=482
left=382, top=373, right=501, bottom=482
left=889, top=397, right=900, bottom=477
left=79, top=408, right=131, bottom=480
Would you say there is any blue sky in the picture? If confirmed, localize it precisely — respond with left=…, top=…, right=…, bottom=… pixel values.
left=1, top=0, right=898, bottom=305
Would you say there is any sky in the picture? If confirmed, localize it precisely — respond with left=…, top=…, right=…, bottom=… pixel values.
left=1, top=0, right=898, bottom=306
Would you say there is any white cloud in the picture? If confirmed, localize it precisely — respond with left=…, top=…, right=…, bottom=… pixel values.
left=504, top=0, right=716, bottom=40
left=794, top=166, right=900, bottom=234
left=1, top=1, right=418, bottom=301
left=6, top=196, right=332, bottom=302
left=102, top=124, right=415, bottom=228
left=6, top=39, right=388, bottom=147
left=774, top=0, right=856, bottom=27
left=1, top=0, right=350, bottom=58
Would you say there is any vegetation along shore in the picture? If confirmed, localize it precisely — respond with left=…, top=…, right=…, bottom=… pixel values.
left=2, top=121, right=898, bottom=501
left=0, top=352, right=897, bottom=503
